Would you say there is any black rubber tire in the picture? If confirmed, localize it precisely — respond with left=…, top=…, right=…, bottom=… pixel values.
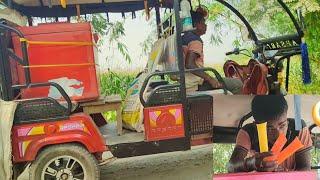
left=29, top=143, right=100, bottom=180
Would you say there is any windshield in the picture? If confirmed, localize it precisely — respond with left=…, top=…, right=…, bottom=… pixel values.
left=205, top=0, right=298, bottom=41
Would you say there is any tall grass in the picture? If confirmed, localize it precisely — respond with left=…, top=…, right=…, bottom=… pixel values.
left=288, top=58, right=320, bottom=94
left=212, top=144, right=235, bottom=174
left=99, top=71, right=136, bottom=122
left=100, top=71, right=136, bottom=99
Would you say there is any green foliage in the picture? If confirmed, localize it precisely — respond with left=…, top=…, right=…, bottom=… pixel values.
left=100, top=71, right=136, bottom=99
left=138, top=11, right=158, bottom=57
left=288, top=57, right=320, bottom=94
left=311, top=148, right=320, bottom=167
left=213, top=144, right=235, bottom=174
left=99, top=71, right=136, bottom=122
left=304, top=12, right=320, bottom=59
left=284, top=0, right=320, bottom=13
left=139, top=32, right=156, bottom=57
left=91, top=14, right=132, bottom=63
left=91, top=14, right=109, bottom=37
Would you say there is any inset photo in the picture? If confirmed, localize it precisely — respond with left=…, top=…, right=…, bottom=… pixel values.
left=213, top=95, right=320, bottom=179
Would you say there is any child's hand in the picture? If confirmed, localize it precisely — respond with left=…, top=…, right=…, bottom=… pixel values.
left=254, top=152, right=278, bottom=172
left=207, top=78, right=222, bottom=89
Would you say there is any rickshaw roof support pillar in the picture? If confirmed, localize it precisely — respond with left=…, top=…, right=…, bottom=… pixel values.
left=39, top=0, right=44, bottom=7
left=285, top=57, right=291, bottom=92
left=277, top=0, right=304, bottom=38
left=0, top=28, right=13, bottom=100
left=155, top=0, right=161, bottom=39
left=28, top=17, right=33, bottom=26
left=6, top=0, right=12, bottom=8
left=173, top=0, right=191, bottom=142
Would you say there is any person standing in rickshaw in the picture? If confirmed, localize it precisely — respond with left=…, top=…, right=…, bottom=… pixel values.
left=182, top=10, right=243, bottom=94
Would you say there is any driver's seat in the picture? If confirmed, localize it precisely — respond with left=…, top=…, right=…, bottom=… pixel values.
left=224, top=59, right=269, bottom=95
left=223, top=59, right=256, bottom=82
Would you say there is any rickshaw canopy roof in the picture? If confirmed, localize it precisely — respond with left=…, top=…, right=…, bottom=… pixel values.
left=5, top=0, right=172, bottom=17
left=4, top=0, right=303, bottom=44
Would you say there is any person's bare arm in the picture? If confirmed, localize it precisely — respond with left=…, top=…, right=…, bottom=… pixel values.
left=227, top=146, right=278, bottom=173
left=295, top=147, right=312, bottom=171
left=185, top=51, right=221, bottom=88
left=227, top=146, right=250, bottom=173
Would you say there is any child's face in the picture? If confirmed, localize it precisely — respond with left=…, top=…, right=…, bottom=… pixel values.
left=267, top=112, right=288, bottom=144
left=196, top=19, right=207, bottom=36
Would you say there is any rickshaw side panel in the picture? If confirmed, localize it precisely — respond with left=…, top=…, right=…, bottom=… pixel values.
left=11, top=113, right=107, bottom=163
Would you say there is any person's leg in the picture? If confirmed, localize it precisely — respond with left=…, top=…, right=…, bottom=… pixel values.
left=198, top=78, right=243, bottom=94
left=90, top=113, right=107, bottom=127
left=198, top=80, right=214, bottom=91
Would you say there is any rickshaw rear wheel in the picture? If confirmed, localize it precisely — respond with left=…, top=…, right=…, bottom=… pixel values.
left=29, top=143, right=100, bottom=180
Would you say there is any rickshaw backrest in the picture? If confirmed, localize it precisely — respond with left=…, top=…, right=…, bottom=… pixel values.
left=145, top=84, right=181, bottom=107
left=14, top=97, right=69, bottom=124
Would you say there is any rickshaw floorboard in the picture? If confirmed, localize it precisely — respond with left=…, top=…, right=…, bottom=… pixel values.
left=101, top=123, right=145, bottom=146
left=100, top=123, right=190, bottom=158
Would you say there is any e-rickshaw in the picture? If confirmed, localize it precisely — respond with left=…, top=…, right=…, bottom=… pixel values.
left=0, top=0, right=318, bottom=179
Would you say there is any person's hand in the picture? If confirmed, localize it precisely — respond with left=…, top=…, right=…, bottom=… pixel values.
left=207, top=78, right=222, bottom=89
left=254, top=152, right=278, bottom=172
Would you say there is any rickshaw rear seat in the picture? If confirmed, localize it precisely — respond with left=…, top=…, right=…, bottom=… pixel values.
left=148, top=80, right=169, bottom=89
left=14, top=97, right=69, bottom=124
left=145, top=84, right=181, bottom=107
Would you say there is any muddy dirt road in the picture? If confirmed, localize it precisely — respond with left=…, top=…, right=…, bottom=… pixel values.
left=19, top=145, right=213, bottom=180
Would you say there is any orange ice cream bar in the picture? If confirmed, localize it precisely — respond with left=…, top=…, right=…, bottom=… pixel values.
left=271, top=132, right=287, bottom=154
left=277, top=137, right=304, bottom=165
left=264, top=133, right=287, bottom=162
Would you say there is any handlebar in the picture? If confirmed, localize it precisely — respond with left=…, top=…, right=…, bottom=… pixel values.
left=226, top=48, right=241, bottom=56
left=225, top=51, right=236, bottom=56
left=226, top=48, right=251, bottom=57
left=139, top=67, right=228, bottom=107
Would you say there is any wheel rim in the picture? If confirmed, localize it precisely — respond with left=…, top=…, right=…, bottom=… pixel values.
left=41, top=155, right=86, bottom=180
